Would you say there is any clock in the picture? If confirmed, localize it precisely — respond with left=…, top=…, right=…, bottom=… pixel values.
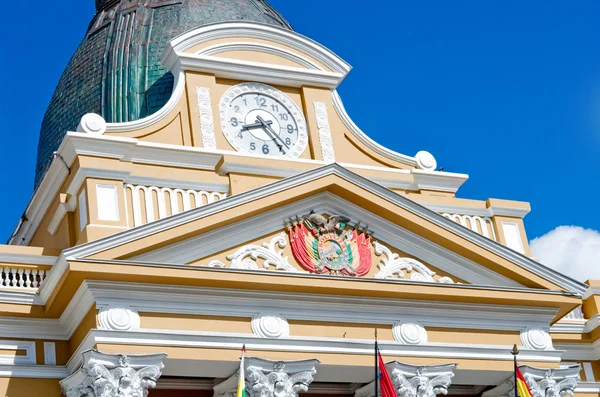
left=219, top=83, right=308, bottom=158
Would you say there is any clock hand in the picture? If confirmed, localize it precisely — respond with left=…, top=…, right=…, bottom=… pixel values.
left=241, top=120, right=272, bottom=130
left=256, top=115, right=290, bottom=150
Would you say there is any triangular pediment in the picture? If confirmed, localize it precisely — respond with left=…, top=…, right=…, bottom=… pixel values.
left=64, top=164, right=585, bottom=296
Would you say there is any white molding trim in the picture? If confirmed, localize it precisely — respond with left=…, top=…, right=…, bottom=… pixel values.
left=554, top=340, right=600, bottom=361
left=0, top=365, right=70, bottom=378
left=551, top=315, right=600, bottom=334
left=0, top=340, right=36, bottom=365
left=197, top=86, right=217, bottom=150
left=178, top=53, right=344, bottom=89
left=79, top=281, right=558, bottom=333
left=425, top=203, right=531, bottom=220
left=0, top=253, right=56, bottom=266
left=162, top=22, right=351, bottom=76
left=314, top=101, right=335, bottom=163
left=576, top=382, right=600, bottom=393
left=198, top=42, right=322, bottom=70
left=124, top=175, right=229, bottom=193
left=583, top=286, right=600, bottom=300
left=79, top=328, right=564, bottom=364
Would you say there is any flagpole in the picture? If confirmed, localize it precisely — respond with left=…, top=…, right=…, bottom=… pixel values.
left=511, top=344, right=519, bottom=397
left=375, top=329, right=379, bottom=397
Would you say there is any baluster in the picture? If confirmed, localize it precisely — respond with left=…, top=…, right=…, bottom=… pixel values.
left=9, top=268, right=17, bottom=288
left=38, top=270, right=46, bottom=287
left=23, top=269, right=31, bottom=288
left=1, top=268, right=6, bottom=287
left=16, top=269, right=24, bottom=288
left=30, top=270, right=38, bottom=288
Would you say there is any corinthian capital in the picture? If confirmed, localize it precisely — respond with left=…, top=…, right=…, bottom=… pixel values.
left=214, top=357, right=320, bottom=397
left=482, top=365, right=580, bottom=397
left=60, top=349, right=167, bottom=397
left=354, top=361, right=457, bottom=397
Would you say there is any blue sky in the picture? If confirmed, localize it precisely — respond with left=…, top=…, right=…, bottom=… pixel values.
left=0, top=0, right=599, bottom=245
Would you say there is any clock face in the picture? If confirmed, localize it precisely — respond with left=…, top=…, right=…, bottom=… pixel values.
left=219, top=83, right=308, bottom=158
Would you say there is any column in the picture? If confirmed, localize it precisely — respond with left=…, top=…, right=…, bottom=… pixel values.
left=482, top=365, right=580, bottom=397
left=354, top=361, right=457, bottom=397
left=60, top=349, right=167, bottom=397
left=214, top=357, right=320, bottom=397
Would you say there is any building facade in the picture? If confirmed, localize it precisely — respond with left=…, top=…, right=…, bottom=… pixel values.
left=1, top=1, right=598, bottom=396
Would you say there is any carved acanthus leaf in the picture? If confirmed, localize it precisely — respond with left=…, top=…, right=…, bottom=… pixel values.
left=225, top=233, right=297, bottom=272
left=373, top=242, right=455, bottom=284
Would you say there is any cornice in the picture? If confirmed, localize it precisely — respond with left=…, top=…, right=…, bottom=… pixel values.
left=0, top=364, right=69, bottom=378
left=583, top=286, right=600, bottom=300
left=424, top=203, right=531, bottom=219
left=86, top=328, right=564, bottom=364
left=0, top=253, right=56, bottom=265
left=161, top=22, right=351, bottom=76
left=177, top=53, right=344, bottom=89
left=551, top=315, right=600, bottom=334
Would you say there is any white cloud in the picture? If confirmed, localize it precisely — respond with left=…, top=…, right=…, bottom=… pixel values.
left=530, top=226, right=600, bottom=282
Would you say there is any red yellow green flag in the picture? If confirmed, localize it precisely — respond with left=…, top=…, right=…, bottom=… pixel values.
left=237, top=346, right=246, bottom=397
left=515, top=366, right=534, bottom=397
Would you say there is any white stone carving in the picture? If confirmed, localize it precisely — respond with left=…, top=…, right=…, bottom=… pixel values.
left=214, top=358, right=319, bottom=397
left=125, top=184, right=227, bottom=227
left=441, top=213, right=497, bottom=241
left=373, top=242, right=455, bottom=284
left=313, top=102, right=335, bottom=163
left=77, top=113, right=107, bottom=136
left=393, top=322, right=428, bottom=345
left=482, top=365, right=580, bottom=397
left=226, top=233, right=298, bottom=272
left=60, top=350, right=166, bottom=397
left=354, top=361, right=456, bottom=397
left=521, top=328, right=553, bottom=351
left=197, top=87, right=217, bottom=150
left=219, top=82, right=308, bottom=159
left=247, top=358, right=319, bottom=397
left=252, top=314, right=290, bottom=339
left=98, top=306, right=141, bottom=332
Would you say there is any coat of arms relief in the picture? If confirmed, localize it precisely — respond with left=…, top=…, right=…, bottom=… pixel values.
left=285, top=212, right=374, bottom=276
left=209, top=211, right=455, bottom=283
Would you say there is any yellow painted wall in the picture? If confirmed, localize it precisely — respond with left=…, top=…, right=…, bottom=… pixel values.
left=0, top=378, right=62, bottom=396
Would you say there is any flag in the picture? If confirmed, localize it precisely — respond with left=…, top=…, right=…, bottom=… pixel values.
left=237, top=346, right=246, bottom=397
left=377, top=349, right=396, bottom=397
left=515, top=365, right=534, bottom=397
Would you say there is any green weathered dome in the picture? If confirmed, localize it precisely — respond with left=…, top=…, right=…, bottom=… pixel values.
left=35, top=0, right=291, bottom=187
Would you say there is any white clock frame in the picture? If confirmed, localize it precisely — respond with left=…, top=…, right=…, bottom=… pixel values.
left=219, top=82, right=308, bottom=159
